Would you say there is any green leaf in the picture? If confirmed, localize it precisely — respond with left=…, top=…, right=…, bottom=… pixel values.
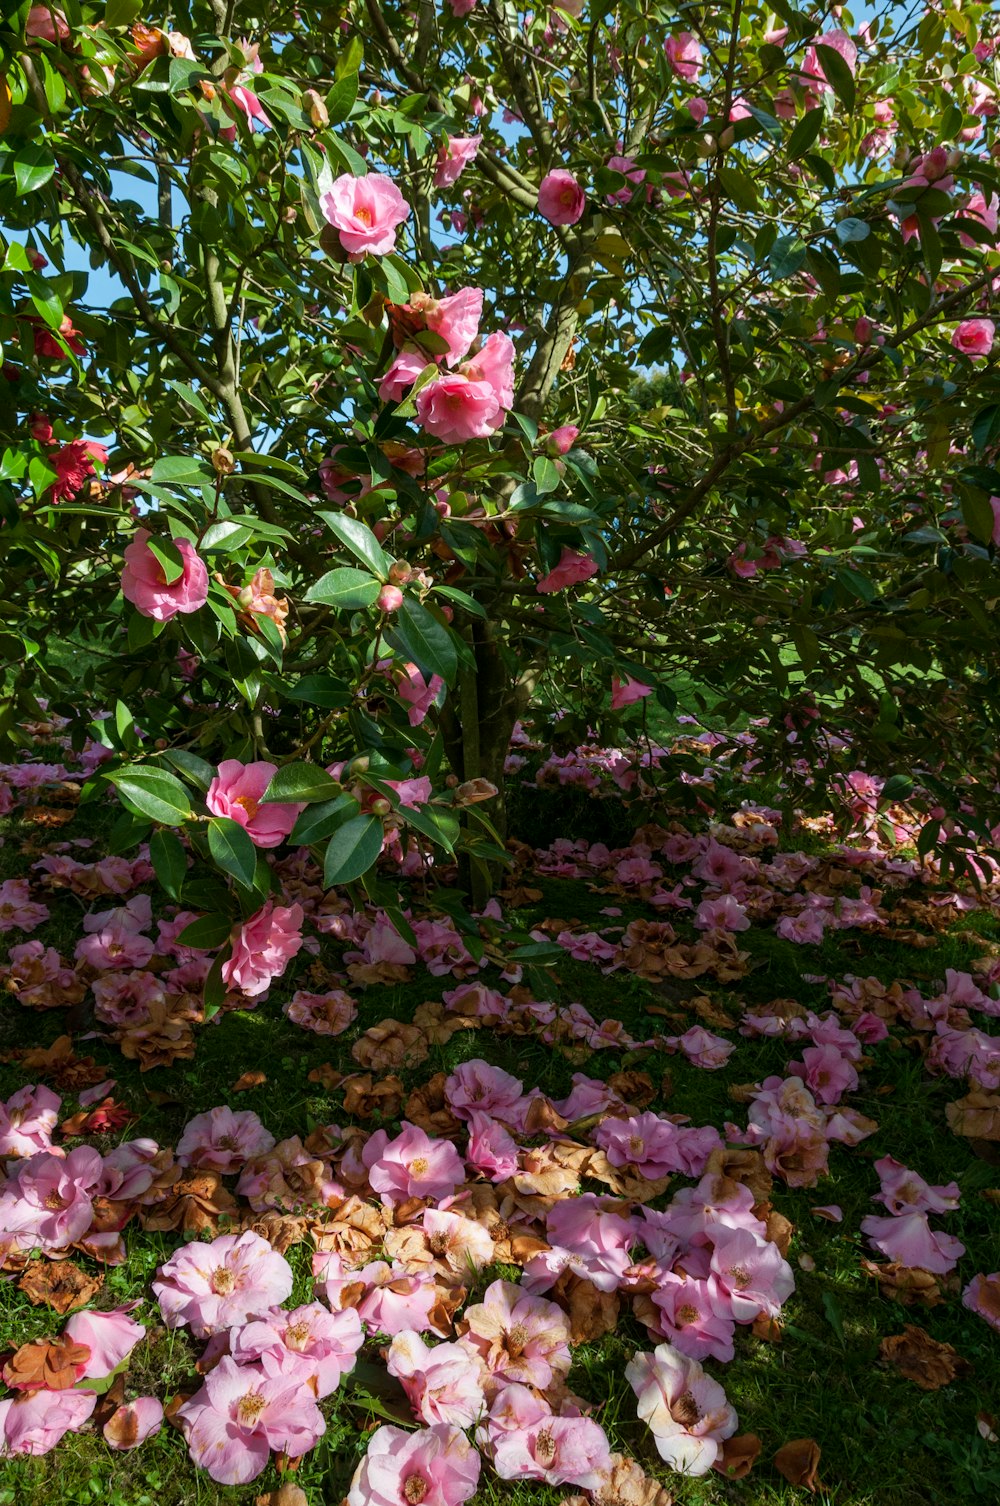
left=161, top=749, right=215, bottom=791
left=263, top=762, right=341, bottom=804
left=323, top=813, right=384, bottom=886
left=304, top=568, right=382, bottom=610
left=880, top=774, right=914, bottom=803
left=200, top=520, right=255, bottom=553
left=971, top=405, right=1000, bottom=454
left=289, top=793, right=360, bottom=845
left=107, top=767, right=192, bottom=825
left=151, top=455, right=216, bottom=487
left=786, top=107, right=825, bottom=158
left=964, top=492, right=997, bottom=545
left=14, top=146, right=56, bottom=197
left=207, top=816, right=258, bottom=889
left=149, top=828, right=187, bottom=899
left=317, top=512, right=390, bottom=578
left=284, top=675, right=352, bottom=708
left=105, top=0, right=142, bottom=27
left=387, top=597, right=458, bottom=686
left=532, top=456, right=561, bottom=494
left=402, top=802, right=457, bottom=854
left=202, top=946, right=231, bottom=1019
left=814, top=43, right=855, bottom=111
left=147, top=535, right=185, bottom=585
left=326, top=71, right=359, bottom=125
left=177, top=914, right=234, bottom=949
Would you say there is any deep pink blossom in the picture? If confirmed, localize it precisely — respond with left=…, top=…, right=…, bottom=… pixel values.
left=363, top=1122, right=465, bottom=1203
left=952, top=319, right=995, bottom=357
left=120, top=528, right=209, bottom=621
left=206, top=760, right=304, bottom=848
left=536, top=547, right=599, bottom=594
left=222, top=900, right=304, bottom=998
left=538, top=170, right=586, bottom=226
left=434, top=136, right=481, bottom=188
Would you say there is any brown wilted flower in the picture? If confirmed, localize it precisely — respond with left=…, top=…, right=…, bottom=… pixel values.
left=116, top=998, right=196, bottom=1071
left=341, top=1072, right=406, bottom=1120
left=351, top=1020, right=429, bottom=1071
left=879, top=1325, right=973, bottom=1389
left=453, top=778, right=497, bottom=806
left=404, top=1074, right=463, bottom=1138
left=3, top=1334, right=92, bottom=1391
left=412, top=1001, right=473, bottom=1044
left=17, top=1259, right=103, bottom=1314
left=551, top=1272, right=620, bottom=1344
left=233, top=1070, right=268, bottom=1092
left=860, top=1260, right=956, bottom=1307
left=774, top=1438, right=822, bottom=1491
left=946, top=1090, right=1000, bottom=1140
left=140, top=1171, right=238, bottom=1235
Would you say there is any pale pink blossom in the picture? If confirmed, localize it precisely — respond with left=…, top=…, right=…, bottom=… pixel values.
left=176, top=1106, right=275, bottom=1173
left=0, top=1145, right=102, bottom=1253
left=460, top=1279, right=572, bottom=1387
left=860, top=1212, right=965, bottom=1274
left=465, top=1110, right=520, bottom=1180
left=873, top=1156, right=960, bottom=1216
left=492, top=1411, right=612, bottom=1488
left=363, top=1122, right=465, bottom=1203
left=434, top=136, right=481, bottom=188
left=347, top=1423, right=481, bottom=1506
left=103, top=1397, right=163, bottom=1450
left=397, top=664, right=445, bottom=726
left=153, top=1230, right=294, bottom=1337
left=120, top=528, right=209, bottom=621
left=626, top=1343, right=737, bottom=1475
left=694, top=894, right=750, bottom=932
left=222, top=900, right=303, bottom=998
left=0, top=1389, right=96, bottom=1457
left=0, top=878, right=49, bottom=933
left=445, top=1059, right=525, bottom=1124
left=320, top=172, right=411, bottom=259
left=611, top=674, right=653, bottom=710
left=709, top=1226, right=795, bottom=1321
left=387, top=1331, right=486, bottom=1426
left=0, top=1084, right=60, bottom=1158
left=206, top=760, right=304, bottom=847
left=650, top=1274, right=736, bottom=1362
left=64, top=1306, right=146, bottom=1378
left=231, top=1303, right=363, bottom=1397
left=284, top=988, right=357, bottom=1035
left=178, top=1355, right=324, bottom=1484
left=595, top=1111, right=721, bottom=1179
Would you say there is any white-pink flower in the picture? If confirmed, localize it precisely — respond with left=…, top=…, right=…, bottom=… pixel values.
left=387, top=1331, right=486, bottom=1426
left=153, top=1230, right=294, bottom=1337
left=626, top=1343, right=737, bottom=1475
left=176, top=1106, right=275, bottom=1173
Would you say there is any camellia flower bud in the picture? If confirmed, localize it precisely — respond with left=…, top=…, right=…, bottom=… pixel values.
left=377, top=584, right=404, bottom=612
left=370, top=797, right=392, bottom=817
left=211, top=446, right=235, bottom=475
left=302, top=88, right=329, bottom=127
left=388, top=561, right=412, bottom=585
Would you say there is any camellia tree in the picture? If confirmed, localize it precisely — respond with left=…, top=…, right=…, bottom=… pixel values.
left=1, top=0, right=1000, bottom=969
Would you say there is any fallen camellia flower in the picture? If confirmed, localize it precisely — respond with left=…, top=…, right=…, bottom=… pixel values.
left=879, top=1325, right=973, bottom=1390
left=2, top=1334, right=92, bottom=1391
left=17, top=1258, right=103, bottom=1314
left=860, top=1260, right=955, bottom=1307
left=103, top=1396, right=164, bottom=1450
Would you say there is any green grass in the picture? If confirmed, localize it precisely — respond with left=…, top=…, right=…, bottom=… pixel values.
left=0, top=786, right=999, bottom=1506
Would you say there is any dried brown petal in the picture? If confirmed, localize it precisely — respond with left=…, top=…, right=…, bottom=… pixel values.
left=714, top=1434, right=761, bottom=1480
left=774, top=1438, right=822, bottom=1492
left=879, top=1325, right=973, bottom=1390
left=17, top=1259, right=103, bottom=1314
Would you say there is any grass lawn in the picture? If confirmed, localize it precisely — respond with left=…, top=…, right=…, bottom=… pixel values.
left=0, top=742, right=998, bottom=1506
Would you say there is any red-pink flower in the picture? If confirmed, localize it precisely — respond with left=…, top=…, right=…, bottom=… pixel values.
left=952, top=318, right=995, bottom=358
left=178, top=1355, right=325, bottom=1484
left=153, top=1230, right=294, bottom=1336
left=538, top=170, right=586, bottom=226
left=416, top=372, right=502, bottom=442
left=536, top=547, right=599, bottom=594
left=222, top=900, right=304, bottom=998
left=320, top=172, right=411, bottom=259
left=47, top=439, right=108, bottom=502
left=25, top=5, right=71, bottom=42
left=120, top=528, right=209, bottom=621
left=434, top=136, right=481, bottom=189
left=347, top=1423, right=481, bottom=1506
left=545, top=424, right=579, bottom=455
left=397, top=663, right=445, bottom=726
left=32, top=314, right=85, bottom=359
left=206, top=759, right=304, bottom=848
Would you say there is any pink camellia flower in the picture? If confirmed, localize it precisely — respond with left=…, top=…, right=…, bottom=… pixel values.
left=595, top=1110, right=721, bottom=1179
left=363, top=1121, right=466, bottom=1204
left=397, top=664, right=445, bottom=726
left=545, top=424, right=579, bottom=455
left=626, top=1343, right=738, bottom=1475
left=64, top=1307, right=146, bottom=1379
left=0, top=1389, right=96, bottom=1457
left=873, top=1156, right=960, bottom=1216
left=536, top=547, right=599, bottom=594
left=103, top=1397, right=164, bottom=1451
left=347, top=1423, right=481, bottom=1506
left=664, top=31, right=702, bottom=79
left=25, top=4, right=71, bottom=41
left=694, top=894, right=750, bottom=933
left=415, top=287, right=484, bottom=365
left=493, top=1412, right=613, bottom=1489
left=222, top=900, right=304, bottom=998
left=709, top=1226, right=795, bottom=1321
left=538, top=170, right=586, bottom=226
left=0, top=1145, right=102, bottom=1253
left=860, top=1212, right=965, bottom=1274
left=465, top=1110, right=520, bottom=1180
left=206, top=760, right=304, bottom=848
left=32, top=313, right=86, bottom=359
left=952, top=319, right=995, bottom=358
left=178, top=1355, right=325, bottom=1484
left=0, top=1084, right=60, bottom=1158
left=422, top=1208, right=494, bottom=1277
left=153, top=1230, right=294, bottom=1337
left=604, top=154, right=646, bottom=206
left=460, top=1279, right=572, bottom=1387
left=434, top=136, right=481, bottom=188
left=319, top=172, right=411, bottom=259
left=377, top=583, right=405, bottom=613
left=75, top=894, right=154, bottom=971
left=963, top=1272, right=1000, bottom=1332
left=120, top=528, right=209, bottom=621
left=176, top=1105, right=275, bottom=1173
left=285, top=988, right=357, bottom=1035
left=650, top=1274, right=736, bottom=1362
left=232, top=1303, right=364, bottom=1397
left=445, top=1059, right=525, bottom=1124
left=387, top=1331, right=486, bottom=1426
left=416, top=372, right=501, bottom=442
left=611, top=674, right=653, bottom=710
left=673, top=1024, right=737, bottom=1069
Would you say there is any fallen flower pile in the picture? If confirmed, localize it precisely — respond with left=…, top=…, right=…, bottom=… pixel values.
left=0, top=716, right=998, bottom=1504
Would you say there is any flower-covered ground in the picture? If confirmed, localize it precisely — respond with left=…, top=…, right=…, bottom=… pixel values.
left=0, top=716, right=999, bottom=1506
